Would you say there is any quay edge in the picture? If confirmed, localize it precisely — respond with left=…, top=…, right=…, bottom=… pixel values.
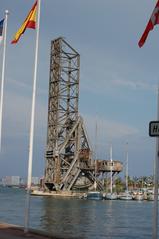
left=0, top=222, right=77, bottom=239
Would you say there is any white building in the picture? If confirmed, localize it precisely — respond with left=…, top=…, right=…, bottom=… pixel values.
left=4, top=176, right=20, bottom=186
left=32, top=177, right=39, bottom=185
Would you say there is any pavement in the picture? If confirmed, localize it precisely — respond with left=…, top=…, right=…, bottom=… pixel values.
left=0, top=223, right=77, bottom=239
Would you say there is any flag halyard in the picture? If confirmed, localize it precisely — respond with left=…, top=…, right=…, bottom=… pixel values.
left=11, top=1, right=37, bottom=44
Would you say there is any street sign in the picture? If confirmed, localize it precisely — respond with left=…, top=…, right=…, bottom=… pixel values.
left=149, top=121, right=159, bottom=137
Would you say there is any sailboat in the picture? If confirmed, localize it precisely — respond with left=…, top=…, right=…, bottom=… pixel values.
left=84, top=122, right=103, bottom=200
left=105, top=144, right=118, bottom=200
left=119, top=143, right=132, bottom=200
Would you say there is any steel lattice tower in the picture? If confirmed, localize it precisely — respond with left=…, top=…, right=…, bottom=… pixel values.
left=44, top=37, right=90, bottom=190
left=44, top=37, right=123, bottom=192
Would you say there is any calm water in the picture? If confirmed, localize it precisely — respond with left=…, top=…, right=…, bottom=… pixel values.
left=0, top=187, right=157, bottom=238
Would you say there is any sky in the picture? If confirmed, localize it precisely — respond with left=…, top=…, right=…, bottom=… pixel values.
left=0, top=0, right=159, bottom=178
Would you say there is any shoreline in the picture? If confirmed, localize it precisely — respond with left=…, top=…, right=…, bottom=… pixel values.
left=0, top=222, right=77, bottom=239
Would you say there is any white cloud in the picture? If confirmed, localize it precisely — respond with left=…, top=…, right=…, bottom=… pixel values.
left=112, top=77, right=156, bottom=91
left=79, top=43, right=157, bottom=96
left=83, top=114, right=139, bottom=144
left=3, top=85, right=47, bottom=139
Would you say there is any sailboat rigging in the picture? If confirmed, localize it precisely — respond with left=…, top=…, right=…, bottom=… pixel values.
left=119, top=142, right=132, bottom=200
left=105, top=144, right=117, bottom=200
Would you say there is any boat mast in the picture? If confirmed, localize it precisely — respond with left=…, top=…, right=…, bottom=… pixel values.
left=125, top=142, right=129, bottom=193
left=94, top=121, right=98, bottom=191
left=110, top=144, right=113, bottom=194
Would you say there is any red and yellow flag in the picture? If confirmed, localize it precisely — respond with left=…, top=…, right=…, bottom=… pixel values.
left=11, top=1, right=37, bottom=44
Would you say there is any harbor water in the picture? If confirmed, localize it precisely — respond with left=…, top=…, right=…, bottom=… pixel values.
left=0, top=187, right=157, bottom=238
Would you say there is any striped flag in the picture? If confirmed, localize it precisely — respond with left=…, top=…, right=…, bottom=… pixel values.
left=11, top=1, right=37, bottom=44
left=0, top=19, right=4, bottom=44
left=138, top=0, right=159, bottom=47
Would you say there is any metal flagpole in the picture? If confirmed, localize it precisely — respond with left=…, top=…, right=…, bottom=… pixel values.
left=126, top=142, right=128, bottom=193
left=110, top=143, right=113, bottom=194
left=24, top=0, right=41, bottom=233
left=94, top=121, right=98, bottom=191
left=152, top=86, right=159, bottom=239
left=0, top=10, right=9, bottom=151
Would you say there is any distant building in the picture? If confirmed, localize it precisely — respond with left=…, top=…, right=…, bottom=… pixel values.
left=4, top=176, right=20, bottom=186
left=1, top=176, right=40, bottom=187
left=32, top=177, right=40, bottom=185
left=20, top=178, right=25, bottom=186
left=0, top=178, right=3, bottom=185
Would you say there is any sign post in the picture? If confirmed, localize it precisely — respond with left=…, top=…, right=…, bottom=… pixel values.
left=149, top=121, right=159, bottom=137
left=149, top=122, right=159, bottom=239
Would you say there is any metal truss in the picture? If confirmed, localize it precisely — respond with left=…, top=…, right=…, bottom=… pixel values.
left=44, top=37, right=122, bottom=192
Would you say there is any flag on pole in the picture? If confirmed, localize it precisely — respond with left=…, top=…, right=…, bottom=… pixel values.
left=0, top=11, right=9, bottom=151
left=24, top=0, right=41, bottom=233
left=11, top=1, right=37, bottom=44
left=138, top=0, right=159, bottom=47
left=0, top=19, right=4, bottom=44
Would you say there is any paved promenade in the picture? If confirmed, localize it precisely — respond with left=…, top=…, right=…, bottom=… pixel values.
left=0, top=223, right=77, bottom=239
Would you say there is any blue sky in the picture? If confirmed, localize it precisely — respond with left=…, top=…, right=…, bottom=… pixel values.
left=0, top=0, right=158, bottom=178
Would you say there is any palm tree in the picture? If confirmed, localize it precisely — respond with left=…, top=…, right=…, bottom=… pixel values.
left=115, top=177, right=124, bottom=193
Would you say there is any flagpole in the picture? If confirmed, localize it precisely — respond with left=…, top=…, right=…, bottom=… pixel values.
left=24, top=0, right=41, bottom=233
left=152, top=86, right=159, bottom=239
left=0, top=10, right=9, bottom=151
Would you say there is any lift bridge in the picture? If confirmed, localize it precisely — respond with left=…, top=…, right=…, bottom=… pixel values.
left=44, top=37, right=123, bottom=192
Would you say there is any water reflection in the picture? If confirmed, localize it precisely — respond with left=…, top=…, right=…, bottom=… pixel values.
left=29, top=195, right=153, bottom=239
left=39, top=197, right=107, bottom=238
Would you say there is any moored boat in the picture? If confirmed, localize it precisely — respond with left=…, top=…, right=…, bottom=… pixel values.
left=147, top=193, right=159, bottom=201
left=119, top=143, right=132, bottom=201
left=105, top=192, right=118, bottom=200
left=119, top=191, right=133, bottom=200
left=105, top=144, right=118, bottom=200
left=132, top=191, right=144, bottom=201
left=86, top=191, right=103, bottom=200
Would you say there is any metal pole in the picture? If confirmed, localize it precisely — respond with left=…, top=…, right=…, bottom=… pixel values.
left=126, top=142, right=128, bottom=193
left=24, top=0, right=41, bottom=233
left=110, top=144, right=113, bottom=194
left=152, top=87, right=159, bottom=239
left=94, top=121, right=98, bottom=191
left=0, top=10, right=9, bottom=151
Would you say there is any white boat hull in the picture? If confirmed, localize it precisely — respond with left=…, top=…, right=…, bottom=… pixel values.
left=119, top=192, right=132, bottom=200
left=105, top=193, right=118, bottom=200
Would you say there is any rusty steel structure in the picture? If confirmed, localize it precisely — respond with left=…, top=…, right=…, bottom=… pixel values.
left=44, top=37, right=122, bottom=192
